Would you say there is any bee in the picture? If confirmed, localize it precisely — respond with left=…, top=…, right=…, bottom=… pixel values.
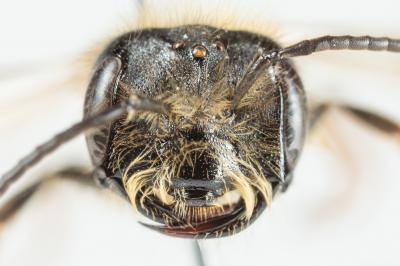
left=1, top=0, right=400, bottom=265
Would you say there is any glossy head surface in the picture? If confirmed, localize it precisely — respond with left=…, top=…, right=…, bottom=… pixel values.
left=84, top=25, right=306, bottom=237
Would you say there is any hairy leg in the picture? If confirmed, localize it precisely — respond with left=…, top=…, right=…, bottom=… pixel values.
left=0, top=167, right=92, bottom=226
left=309, top=103, right=400, bottom=139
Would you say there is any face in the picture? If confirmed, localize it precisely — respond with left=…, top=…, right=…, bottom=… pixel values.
left=85, top=25, right=306, bottom=237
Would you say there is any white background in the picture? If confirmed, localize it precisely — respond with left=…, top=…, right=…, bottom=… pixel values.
left=0, top=0, right=399, bottom=265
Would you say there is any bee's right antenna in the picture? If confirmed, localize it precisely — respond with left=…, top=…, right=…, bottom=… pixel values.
left=0, top=95, right=169, bottom=197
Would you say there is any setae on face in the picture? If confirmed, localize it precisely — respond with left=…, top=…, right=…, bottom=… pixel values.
left=85, top=25, right=305, bottom=237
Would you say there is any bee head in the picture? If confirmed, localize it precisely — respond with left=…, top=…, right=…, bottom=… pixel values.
left=84, top=25, right=305, bottom=237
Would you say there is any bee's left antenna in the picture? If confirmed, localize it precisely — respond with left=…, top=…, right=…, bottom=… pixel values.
left=0, top=95, right=169, bottom=197
left=233, top=35, right=400, bottom=110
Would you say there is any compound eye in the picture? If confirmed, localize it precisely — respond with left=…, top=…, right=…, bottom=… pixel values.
left=172, top=40, right=185, bottom=50
left=192, top=45, right=208, bottom=59
left=214, top=40, right=226, bottom=51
